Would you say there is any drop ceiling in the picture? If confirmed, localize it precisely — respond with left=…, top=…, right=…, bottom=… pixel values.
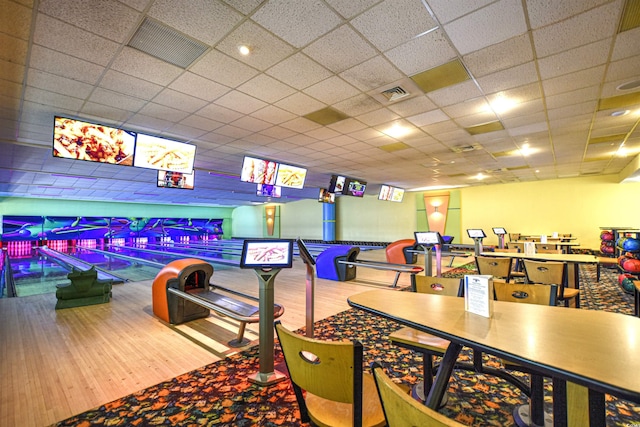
left=1, top=0, right=640, bottom=207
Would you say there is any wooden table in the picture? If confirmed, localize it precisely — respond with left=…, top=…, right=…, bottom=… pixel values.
left=348, top=289, right=640, bottom=427
left=481, top=252, right=598, bottom=306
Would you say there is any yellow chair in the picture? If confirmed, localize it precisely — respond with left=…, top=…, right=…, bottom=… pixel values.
left=475, top=255, right=514, bottom=282
left=508, top=233, right=521, bottom=242
left=388, top=276, right=462, bottom=402
left=493, top=281, right=558, bottom=427
left=522, top=259, right=580, bottom=307
left=275, top=321, right=385, bottom=427
left=535, top=243, right=561, bottom=253
left=371, top=362, right=465, bottom=427
left=493, top=248, right=526, bottom=280
left=536, top=248, right=562, bottom=254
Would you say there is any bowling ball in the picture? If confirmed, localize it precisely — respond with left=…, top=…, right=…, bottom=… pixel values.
left=617, top=237, right=627, bottom=248
left=599, top=244, right=614, bottom=254
left=619, top=273, right=633, bottom=285
left=621, top=277, right=635, bottom=294
left=623, top=238, right=640, bottom=252
left=600, top=231, right=614, bottom=241
left=623, top=258, right=640, bottom=273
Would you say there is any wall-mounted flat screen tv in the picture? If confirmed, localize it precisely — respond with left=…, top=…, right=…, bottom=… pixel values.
left=257, top=184, right=281, bottom=198
left=378, top=185, right=405, bottom=202
left=328, top=174, right=346, bottom=194
left=344, top=178, right=367, bottom=197
left=53, top=116, right=135, bottom=165
left=275, top=163, right=307, bottom=189
left=240, top=239, right=294, bottom=269
left=157, top=170, right=194, bottom=189
left=318, top=188, right=335, bottom=203
left=467, top=229, right=487, bottom=238
left=240, top=156, right=278, bottom=185
left=134, top=134, right=196, bottom=174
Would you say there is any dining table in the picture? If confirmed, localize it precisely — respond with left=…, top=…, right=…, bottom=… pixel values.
left=348, top=289, right=640, bottom=427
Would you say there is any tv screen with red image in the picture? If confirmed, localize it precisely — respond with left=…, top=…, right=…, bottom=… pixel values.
left=157, top=170, right=194, bottom=189
left=240, top=156, right=279, bottom=185
left=318, top=188, right=335, bottom=203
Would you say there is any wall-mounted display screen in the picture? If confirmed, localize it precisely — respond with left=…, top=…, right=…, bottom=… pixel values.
left=257, top=184, right=281, bottom=198
left=378, top=185, right=405, bottom=202
left=240, top=239, right=293, bottom=269
left=157, top=170, right=194, bottom=190
left=134, top=133, right=196, bottom=173
left=492, top=227, right=507, bottom=235
left=240, top=156, right=278, bottom=185
left=53, top=116, right=135, bottom=165
left=318, top=188, right=335, bottom=204
left=328, top=175, right=346, bottom=194
left=415, top=231, right=443, bottom=245
left=275, top=163, right=307, bottom=189
left=345, top=178, right=367, bottom=197
left=467, top=229, right=487, bottom=238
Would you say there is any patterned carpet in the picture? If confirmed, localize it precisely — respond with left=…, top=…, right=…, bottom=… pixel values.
left=54, top=263, right=640, bottom=427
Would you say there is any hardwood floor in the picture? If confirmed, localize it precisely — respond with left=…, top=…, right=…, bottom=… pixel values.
left=0, top=249, right=466, bottom=426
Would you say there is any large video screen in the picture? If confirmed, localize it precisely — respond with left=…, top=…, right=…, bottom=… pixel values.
left=378, top=185, right=405, bottom=202
left=275, top=163, right=307, bottom=189
left=53, top=116, right=135, bottom=165
left=240, top=156, right=278, bottom=185
left=328, top=174, right=346, bottom=194
left=134, top=133, right=196, bottom=173
left=344, top=178, right=366, bottom=197
left=257, top=184, right=281, bottom=198
left=318, top=188, right=335, bottom=204
left=157, top=170, right=194, bottom=190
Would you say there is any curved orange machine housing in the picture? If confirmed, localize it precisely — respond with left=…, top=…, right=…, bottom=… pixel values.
left=385, top=239, right=417, bottom=264
left=152, top=258, right=213, bottom=323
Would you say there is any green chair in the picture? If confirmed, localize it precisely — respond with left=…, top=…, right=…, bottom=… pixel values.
left=55, top=266, right=113, bottom=309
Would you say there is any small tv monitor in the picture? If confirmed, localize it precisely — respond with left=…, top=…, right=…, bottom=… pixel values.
left=492, top=227, right=507, bottom=235
left=318, top=188, right=335, bottom=204
left=257, top=184, right=281, bottom=198
left=414, top=231, right=443, bottom=246
left=275, top=163, right=307, bottom=189
left=134, top=133, right=196, bottom=173
left=296, top=238, right=315, bottom=266
left=241, top=156, right=278, bottom=185
left=345, top=178, right=367, bottom=197
left=328, top=175, right=346, bottom=194
left=379, top=185, right=405, bottom=202
left=240, top=239, right=294, bottom=269
left=53, top=116, right=135, bottom=165
left=467, top=229, right=487, bottom=238
left=157, top=170, right=194, bottom=189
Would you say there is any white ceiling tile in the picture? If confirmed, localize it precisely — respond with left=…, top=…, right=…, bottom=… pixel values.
left=137, top=102, right=190, bottom=122
left=444, top=0, right=527, bottom=55
left=427, top=80, right=484, bottom=107
left=26, top=69, right=94, bottom=99
left=215, top=91, right=268, bottom=115
left=251, top=0, right=342, bottom=48
left=463, top=34, right=534, bottom=78
left=356, top=108, right=400, bottom=126
left=168, top=72, right=230, bottom=102
left=24, top=86, right=83, bottom=110
left=222, top=0, right=264, bottom=15
left=303, top=24, right=377, bottom=73
left=110, top=47, right=183, bottom=86
left=275, top=92, right=326, bottom=116
left=339, top=56, right=404, bottom=91
left=542, top=65, right=606, bottom=97
left=532, top=2, right=620, bottom=58
left=280, top=117, right=322, bottom=133
left=215, top=20, right=295, bottom=71
left=237, top=74, right=297, bottom=104
left=250, top=105, right=297, bottom=125
left=323, top=0, right=382, bottom=19
left=152, top=89, right=209, bottom=113
left=350, top=0, right=438, bottom=51
left=443, top=97, right=489, bottom=119
left=611, top=26, right=640, bottom=61
left=191, top=50, right=259, bottom=88
left=266, top=52, right=332, bottom=90
left=333, top=93, right=380, bottom=116
left=303, top=76, right=361, bottom=105
left=196, top=104, right=244, bottom=123
left=385, top=28, right=457, bottom=75
left=426, top=0, right=494, bottom=24
left=179, top=115, right=224, bottom=132
left=230, top=115, right=272, bottom=133
left=407, top=109, right=449, bottom=127
left=605, top=55, right=640, bottom=84
left=477, top=62, right=538, bottom=95
left=33, top=15, right=119, bottom=66
left=88, top=88, right=147, bottom=112
left=100, top=70, right=164, bottom=100
left=537, top=39, right=611, bottom=80
left=29, top=45, right=104, bottom=84
left=526, top=0, right=613, bottom=29
left=148, top=0, right=242, bottom=46
left=387, top=95, right=438, bottom=117
left=0, top=60, right=25, bottom=84
left=545, top=86, right=600, bottom=110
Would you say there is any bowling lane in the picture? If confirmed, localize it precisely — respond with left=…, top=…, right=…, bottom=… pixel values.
left=8, top=249, right=72, bottom=297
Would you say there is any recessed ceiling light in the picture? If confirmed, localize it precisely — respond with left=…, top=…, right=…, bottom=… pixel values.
left=611, top=110, right=629, bottom=117
left=616, top=79, right=640, bottom=91
left=238, top=45, right=251, bottom=56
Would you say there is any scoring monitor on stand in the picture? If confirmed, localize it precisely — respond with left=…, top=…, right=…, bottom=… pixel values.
left=414, top=231, right=444, bottom=277
left=240, top=239, right=293, bottom=386
left=466, top=229, right=487, bottom=255
left=492, top=227, right=507, bottom=249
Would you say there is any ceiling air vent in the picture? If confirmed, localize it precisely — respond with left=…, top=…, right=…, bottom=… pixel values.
left=451, top=144, right=482, bottom=153
left=128, top=18, right=209, bottom=69
left=381, top=86, right=410, bottom=102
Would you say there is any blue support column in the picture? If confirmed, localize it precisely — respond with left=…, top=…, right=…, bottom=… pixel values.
left=322, top=202, right=336, bottom=242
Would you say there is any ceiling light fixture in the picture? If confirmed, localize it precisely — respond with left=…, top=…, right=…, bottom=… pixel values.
left=238, top=45, right=251, bottom=56
left=474, top=173, right=487, bottom=180
left=383, top=123, right=411, bottom=138
left=610, top=110, right=630, bottom=117
left=489, top=94, right=517, bottom=114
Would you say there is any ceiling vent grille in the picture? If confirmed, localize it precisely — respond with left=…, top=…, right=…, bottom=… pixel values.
left=451, top=143, right=482, bottom=153
left=127, top=18, right=209, bottom=69
left=381, top=86, right=410, bottom=102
